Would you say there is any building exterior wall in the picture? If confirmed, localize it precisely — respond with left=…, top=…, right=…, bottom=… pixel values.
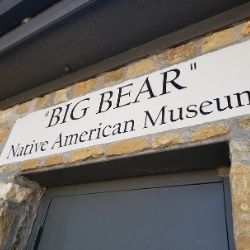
left=0, top=20, right=249, bottom=249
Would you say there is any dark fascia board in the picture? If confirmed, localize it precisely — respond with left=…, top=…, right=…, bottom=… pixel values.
left=0, top=0, right=23, bottom=15
left=0, top=2, right=250, bottom=110
left=0, top=0, right=96, bottom=55
left=21, top=141, right=230, bottom=187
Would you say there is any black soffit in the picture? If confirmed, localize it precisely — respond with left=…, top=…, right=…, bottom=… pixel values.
left=0, top=0, right=250, bottom=109
left=0, top=0, right=61, bottom=35
left=22, top=141, right=230, bottom=187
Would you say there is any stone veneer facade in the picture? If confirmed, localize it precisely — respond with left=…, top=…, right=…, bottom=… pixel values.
left=0, top=20, right=250, bottom=249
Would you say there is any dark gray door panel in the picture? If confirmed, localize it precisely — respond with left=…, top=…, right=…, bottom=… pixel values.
left=37, top=182, right=228, bottom=250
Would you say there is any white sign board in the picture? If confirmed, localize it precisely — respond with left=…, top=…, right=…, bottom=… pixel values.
left=1, top=40, right=250, bottom=165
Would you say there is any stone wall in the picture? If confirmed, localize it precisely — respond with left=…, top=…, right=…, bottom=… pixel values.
left=0, top=20, right=249, bottom=249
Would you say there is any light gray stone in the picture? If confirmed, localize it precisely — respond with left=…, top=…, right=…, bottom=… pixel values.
left=0, top=182, right=31, bottom=203
left=0, top=204, right=14, bottom=248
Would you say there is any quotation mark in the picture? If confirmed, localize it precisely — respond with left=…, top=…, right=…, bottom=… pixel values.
left=190, top=62, right=197, bottom=71
left=45, top=111, right=49, bottom=117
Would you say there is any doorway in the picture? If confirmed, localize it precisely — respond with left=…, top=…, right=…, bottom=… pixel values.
left=28, top=169, right=235, bottom=250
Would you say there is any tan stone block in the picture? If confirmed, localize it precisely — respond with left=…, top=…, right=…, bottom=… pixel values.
left=153, top=133, right=183, bottom=149
left=232, top=196, right=250, bottom=213
left=240, top=202, right=249, bottom=212
left=230, top=164, right=249, bottom=176
left=36, top=95, right=50, bottom=109
left=241, top=21, right=250, bottom=36
left=16, top=101, right=32, bottom=115
left=0, top=108, right=14, bottom=120
left=240, top=118, right=250, bottom=129
left=162, top=42, right=197, bottom=65
left=201, top=28, right=238, bottom=53
left=106, top=138, right=149, bottom=156
left=0, top=121, right=10, bottom=130
left=20, top=159, right=40, bottom=171
left=44, top=155, right=64, bottom=167
left=236, top=219, right=250, bottom=235
left=73, top=76, right=101, bottom=97
left=68, top=146, right=104, bottom=163
left=231, top=177, right=248, bottom=195
left=104, top=68, right=125, bottom=86
left=0, top=128, right=9, bottom=144
left=191, top=124, right=229, bottom=142
left=230, top=163, right=250, bottom=246
left=0, top=207, right=14, bottom=247
left=0, top=165, right=17, bottom=174
left=126, top=58, right=158, bottom=79
left=53, top=89, right=69, bottom=104
left=236, top=235, right=250, bottom=250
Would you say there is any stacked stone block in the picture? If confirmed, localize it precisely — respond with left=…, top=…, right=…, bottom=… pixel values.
left=0, top=19, right=249, bottom=249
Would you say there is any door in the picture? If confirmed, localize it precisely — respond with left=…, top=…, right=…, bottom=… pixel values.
left=29, top=170, right=235, bottom=250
